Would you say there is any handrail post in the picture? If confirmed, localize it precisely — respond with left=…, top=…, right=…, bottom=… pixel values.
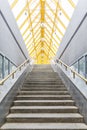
left=12, top=73, right=14, bottom=79
left=73, top=72, right=75, bottom=79
left=19, top=67, right=21, bottom=71
left=24, top=63, right=26, bottom=66
left=60, top=62, right=62, bottom=66
left=0, top=58, right=30, bottom=85
left=57, top=59, right=87, bottom=85
left=0, top=82, right=3, bottom=85
left=86, top=81, right=87, bottom=85
left=65, top=65, right=67, bottom=71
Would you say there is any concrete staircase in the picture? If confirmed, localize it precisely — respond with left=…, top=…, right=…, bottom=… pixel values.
left=1, top=65, right=87, bottom=129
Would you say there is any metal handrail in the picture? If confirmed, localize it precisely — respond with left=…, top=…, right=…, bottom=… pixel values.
left=57, top=59, right=87, bottom=84
left=0, top=58, right=30, bottom=85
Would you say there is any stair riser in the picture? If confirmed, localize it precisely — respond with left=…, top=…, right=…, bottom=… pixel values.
left=1, top=65, right=87, bottom=130
left=10, top=109, right=78, bottom=113
left=7, top=118, right=83, bottom=123
left=14, top=102, right=75, bottom=106
left=15, top=97, right=72, bottom=100
left=23, top=86, right=65, bottom=88
left=18, top=92, right=69, bottom=95
left=21, top=89, right=67, bottom=91
left=25, top=77, right=62, bottom=83
left=26, top=78, right=60, bottom=80
left=0, top=128, right=87, bottom=130
left=24, top=83, right=63, bottom=85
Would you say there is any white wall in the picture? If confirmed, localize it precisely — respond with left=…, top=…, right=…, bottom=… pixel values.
left=56, top=0, right=87, bottom=65
left=0, top=0, right=29, bottom=66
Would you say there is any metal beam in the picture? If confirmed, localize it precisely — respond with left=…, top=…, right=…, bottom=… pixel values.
left=22, top=14, right=40, bottom=36
left=47, top=0, right=60, bottom=58
left=67, top=0, right=75, bottom=8
left=34, top=30, right=40, bottom=39
left=26, top=42, right=33, bottom=49
left=35, top=35, right=41, bottom=43
left=16, top=1, right=38, bottom=21
left=45, top=35, right=50, bottom=43
left=53, top=0, right=70, bottom=20
left=34, top=26, right=40, bottom=36
left=45, top=13, right=64, bottom=36
left=28, top=42, right=41, bottom=52
left=45, top=20, right=61, bottom=41
left=24, top=33, right=31, bottom=42
left=34, top=33, right=41, bottom=43
left=40, top=0, right=45, bottom=63
left=46, top=2, right=66, bottom=30
left=45, top=31, right=51, bottom=41
left=29, top=41, right=41, bottom=55
left=11, top=0, right=18, bottom=9
left=26, top=0, right=37, bottom=60
left=19, top=17, right=29, bottom=30
left=25, top=36, right=33, bottom=46
left=26, top=38, right=33, bottom=47
left=25, top=31, right=40, bottom=47
left=45, top=27, right=60, bottom=46
left=33, top=19, right=40, bottom=29
left=16, top=4, right=28, bottom=21
left=44, top=41, right=55, bottom=55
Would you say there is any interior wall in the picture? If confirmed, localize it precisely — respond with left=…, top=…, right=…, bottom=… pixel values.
left=0, top=0, right=29, bottom=66
left=56, top=0, right=87, bottom=66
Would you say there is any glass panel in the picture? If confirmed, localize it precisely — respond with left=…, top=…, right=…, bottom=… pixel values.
left=0, top=55, right=3, bottom=80
left=5, top=58, right=9, bottom=76
left=78, top=57, right=85, bottom=77
left=73, top=62, right=78, bottom=72
left=5, top=58, right=9, bottom=77
left=10, top=62, right=16, bottom=73
left=85, top=55, right=87, bottom=78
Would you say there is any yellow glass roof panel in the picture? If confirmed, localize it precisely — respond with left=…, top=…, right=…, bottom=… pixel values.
left=8, top=0, right=78, bottom=64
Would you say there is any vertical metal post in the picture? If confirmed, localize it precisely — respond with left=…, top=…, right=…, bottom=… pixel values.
left=12, top=73, right=14, bottom=79
left=2, top=56, right=5, bottom=79
left=8, top=60, right=10, bottom=75
left=73, top=72, right=75, bottom=79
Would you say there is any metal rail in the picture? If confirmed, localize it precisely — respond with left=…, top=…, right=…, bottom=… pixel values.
left=57, top=59, right=87, bottom=84
left=0, top=59, right=30, bottom=85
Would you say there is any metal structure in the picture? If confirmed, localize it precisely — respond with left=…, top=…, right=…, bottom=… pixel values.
left=8, top=0, right=78, bottom=64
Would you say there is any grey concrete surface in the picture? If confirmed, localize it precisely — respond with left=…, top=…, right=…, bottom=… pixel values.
left=56, top=0, right=87, bottom=65
left=1, top=65, right=87, bottom=129
left=0, top=0, right=29, bottom=66
left=55, top=65, right=87, bottom=124
left=0, top=65, right=31, bottom=127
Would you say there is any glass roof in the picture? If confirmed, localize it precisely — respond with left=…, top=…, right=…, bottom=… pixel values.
left=8, top=0, right=78, bottom=64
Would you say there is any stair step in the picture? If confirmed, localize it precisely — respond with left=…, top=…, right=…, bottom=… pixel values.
left=25, top=81, right=61, bottom=83
left=16, top=95, right=72, bottom=100
left=21, top=88, right=67, bottom=91
left=18, top=91, right=69, bottom=95
left=1, top=65, right=87, bottom=130
left=14, top=100, right=75, bottom=106
left=10, top=106, right=78, bottom=113
left=24, top=82, right=63, bottom=85
left=6, top=113, right=83, bottom=123
left=23, top=84, right=64, bottom=86
left=1, top=123, right=87, bottom=130
left=26, top=78, right=60, bottom=80
left=23, top=85, right=65, bottom=88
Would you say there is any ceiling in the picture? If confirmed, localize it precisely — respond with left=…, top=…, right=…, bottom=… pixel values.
left=8, top=0, right=78, bottom=64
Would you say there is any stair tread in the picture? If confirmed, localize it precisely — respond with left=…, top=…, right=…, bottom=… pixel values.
left=1, top=65, right=86, bottom=129
left=1, top=123, right=87, bottom=129
left=11, top=106, right=78, bottom=109
left=7, top=113, right=83, bottom=118
left=17, top=95, right=71, bottom=97
left=19, top=91, right=68, bottom=93
left=14, top=100, right=74, bottom=102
